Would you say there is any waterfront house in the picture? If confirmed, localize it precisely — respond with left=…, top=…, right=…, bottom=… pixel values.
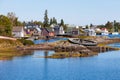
left=65, top=27, right=73, bottom=35
left=59, top=26, right=65, bottom=34
left=71, top=28, right=79, bottom=35
left=84, top=29, right=96, bottom=36
left=41, top=28, right=55, bottom=38
left=32, top=28, right=41, bottom=36
left=65, top=26, right=79, bottom=36
left=52, top=25, right=65, bottom=35
left=24, top=25, right=41, bottom=37
left=12, top=27, right=24, bottom=38
left=47, top=28, right=55, bottom=37
left=53, top=25, right=60, bottom=35
left=41, top=28, right=49, bottom=37
left=101, top=28, right=109, bottom=35
left=50, top=24, right=56, bottom=28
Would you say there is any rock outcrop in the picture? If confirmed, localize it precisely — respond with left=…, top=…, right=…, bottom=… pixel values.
left=0, top=39, right=23, bottom=48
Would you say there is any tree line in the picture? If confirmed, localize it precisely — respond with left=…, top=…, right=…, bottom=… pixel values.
left=0, top=12, right=24, bottom=36
left=43, top=10, right=67, bottom=31
left=0, top=10, right=67, bottom=36
left=97, top=20, right=120, bottom=32
left=1, top=10, right=120, bottom=36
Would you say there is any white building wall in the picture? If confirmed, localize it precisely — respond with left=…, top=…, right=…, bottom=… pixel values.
left=12, top=31, right=24, bottom=38
left=59, top=26, right=65, bottom=34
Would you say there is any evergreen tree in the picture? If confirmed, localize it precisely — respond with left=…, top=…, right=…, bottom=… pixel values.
left=52, top=17, right=57, bottom=24
left=60, top=19, right=64, bottom=26
left=50, top=18, right=53, bottom=25
left=86, top=25, right=89, bottom=29
left=43, top=10, right=49, bottom=27
left=90, top=24, right=93, bottom=28
left=60, top=19, right=67, bottom=31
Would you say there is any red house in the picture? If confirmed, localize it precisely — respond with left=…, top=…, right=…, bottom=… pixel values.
left=41, top=28, right=55, bottom=38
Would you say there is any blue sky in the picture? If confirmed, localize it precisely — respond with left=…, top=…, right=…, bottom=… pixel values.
left=0, top=0, right=120, bottom=26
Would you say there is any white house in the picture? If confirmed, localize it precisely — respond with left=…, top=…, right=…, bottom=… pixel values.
left=59, top=26, right=65, bottom=34
left=50, top=24, right=65, bottom=35
left=84, top=29, right=96, bottom=36
left=12, top=27, right=24, bottom=38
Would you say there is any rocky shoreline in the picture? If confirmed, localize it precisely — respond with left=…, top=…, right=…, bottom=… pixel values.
left=1, top=37, right=119, bottom=59
left=17, top=37, right=120, bottom=58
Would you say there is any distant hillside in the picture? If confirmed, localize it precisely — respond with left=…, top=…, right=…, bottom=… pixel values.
left=0, top=39, right=23, bottom=48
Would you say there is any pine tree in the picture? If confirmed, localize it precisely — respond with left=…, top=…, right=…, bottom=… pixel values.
left=43, top=10, right=49, bottom=27
left=50, top=18, right=53, bottom=25
left=86, top=25, right=89, bottom=29
left=52, top=17, right=57, bottom=24
left=60, top=19, right=64, bottom=26
left=90, top=24, right=93, bottom=28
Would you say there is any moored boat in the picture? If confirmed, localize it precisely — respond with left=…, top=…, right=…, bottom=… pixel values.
left=68, top=38, right=97, bottom=46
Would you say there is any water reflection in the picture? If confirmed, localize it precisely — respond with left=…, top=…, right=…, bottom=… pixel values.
left=108, top=43, right=120, bottom=48
left=44, top=50, right=48, bottom=57
left=33, top=50, right=54, bottom=58
left=0, top=50, right=34, bottom=60
left=43, top=54, right=48, bottom=80
left=1, top=50, right=120, bottom=80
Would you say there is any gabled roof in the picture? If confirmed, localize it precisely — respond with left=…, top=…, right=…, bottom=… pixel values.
left=12, top=27, right=23, bottom=32
left=54, top=25, right=60, bottom=29
left=41, top=27, right=54, bottom=33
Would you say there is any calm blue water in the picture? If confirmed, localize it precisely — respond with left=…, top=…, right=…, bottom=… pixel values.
left=108, top=34, right=120, bottom=38
left=0, top=44, right=120, bottom=80
left=108, top=43, right=120, bottom=48
left=34, top=38, right=68, bottom=44
left=98, top=34, right=120, bottom=38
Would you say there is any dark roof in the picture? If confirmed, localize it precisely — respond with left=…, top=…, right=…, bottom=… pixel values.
left=54, top=25, right=60, bottom=29
left=47, top=27, right=53, bottom=32
left=41, top=28, right=48, bottom=32
left=41, top=27, right=54, bottom=33
left=12, top=27, right=23, bottom=32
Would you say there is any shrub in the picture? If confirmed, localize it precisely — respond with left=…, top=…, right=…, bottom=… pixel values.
left=18, top=39, right=34, bottom=45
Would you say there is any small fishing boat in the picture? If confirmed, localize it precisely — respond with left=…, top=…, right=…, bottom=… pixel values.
left=68, top=38, right=97, bottom=46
